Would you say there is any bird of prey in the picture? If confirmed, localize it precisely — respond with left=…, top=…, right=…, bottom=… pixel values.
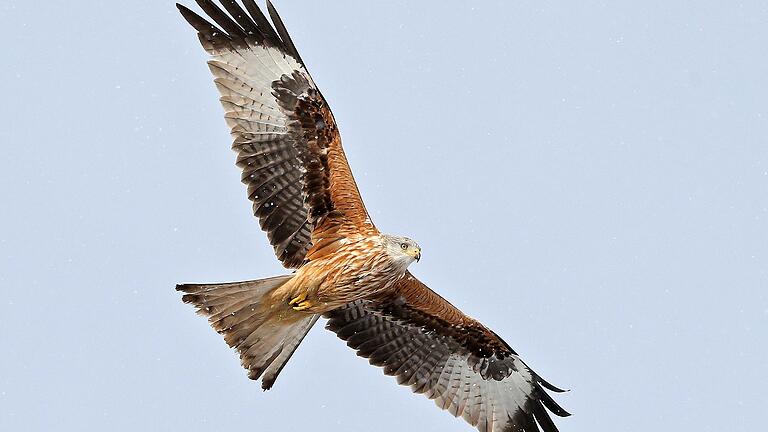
left=175, top=1, right=569, bottom=431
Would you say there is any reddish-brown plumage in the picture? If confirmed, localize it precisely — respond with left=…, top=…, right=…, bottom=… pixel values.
left=268, top=234, right=407, bottom=313
left=176, top=2, right=568, bottom=431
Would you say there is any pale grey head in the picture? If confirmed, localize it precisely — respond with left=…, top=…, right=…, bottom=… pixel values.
left=380, top=234, right=421, bottom=269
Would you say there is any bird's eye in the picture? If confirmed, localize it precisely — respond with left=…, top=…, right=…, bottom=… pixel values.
left=400, top=243, right=408, bottom=250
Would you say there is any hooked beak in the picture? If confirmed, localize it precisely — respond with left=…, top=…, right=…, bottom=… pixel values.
left=414, top=249, right=421, bottom=262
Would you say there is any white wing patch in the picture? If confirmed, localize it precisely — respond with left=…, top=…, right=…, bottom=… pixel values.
left=205, top=43, right=306, bottom=139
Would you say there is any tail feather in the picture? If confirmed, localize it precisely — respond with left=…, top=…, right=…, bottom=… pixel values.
left=262, top=313, right=320, bottom=390
left=177, top=275, right=319, bottom=389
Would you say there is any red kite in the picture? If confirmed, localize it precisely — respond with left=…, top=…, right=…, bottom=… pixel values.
left=176, top=2, right=569, bottom=431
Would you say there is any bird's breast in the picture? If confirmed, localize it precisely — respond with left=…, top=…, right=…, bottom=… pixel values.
left=303, top=237, right=406, bottom=306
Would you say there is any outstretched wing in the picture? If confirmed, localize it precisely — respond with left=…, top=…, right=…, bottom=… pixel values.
left=178, top=1, right=376, bottom=268
left=324, top=272, right=569, bottom=432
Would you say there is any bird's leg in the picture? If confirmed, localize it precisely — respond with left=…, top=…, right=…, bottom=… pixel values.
left=288, top=291, right=313, bottom=311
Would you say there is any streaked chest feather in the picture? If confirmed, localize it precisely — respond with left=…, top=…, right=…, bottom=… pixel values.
left=296, top=236, right=406, bottom=300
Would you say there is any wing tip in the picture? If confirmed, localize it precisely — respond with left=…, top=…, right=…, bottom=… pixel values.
left=177, top=0, right=298, bottom=58
left=265, top=0, right=277, bottom=16
left=176, top=2, right=200, bottom=24
left=536, top=382, right=572, bottom=418
left=537, top=375, right=569, bottom=393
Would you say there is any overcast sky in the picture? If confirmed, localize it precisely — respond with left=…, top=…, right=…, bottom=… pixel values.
left=1, top=1, right=767, bottom=431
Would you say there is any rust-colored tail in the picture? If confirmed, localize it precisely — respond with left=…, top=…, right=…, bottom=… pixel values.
left=177, top=275, right=319, bottom=390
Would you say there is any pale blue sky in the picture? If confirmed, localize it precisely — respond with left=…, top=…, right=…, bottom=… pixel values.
left=1, top=1, right=767, bottom=431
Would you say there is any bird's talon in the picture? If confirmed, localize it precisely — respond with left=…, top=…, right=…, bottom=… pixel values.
left=289, top=292, right=306, bottom=305
left=292, top=300, right=312, bottom=311
left=289, top=293, right=312, bottom=311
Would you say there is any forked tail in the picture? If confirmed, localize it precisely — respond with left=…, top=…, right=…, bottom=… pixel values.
left=177, top=275, right=319, bottom=390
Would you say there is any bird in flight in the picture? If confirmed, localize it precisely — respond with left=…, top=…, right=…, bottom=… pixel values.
left=175, top=1, right=569, bottom=431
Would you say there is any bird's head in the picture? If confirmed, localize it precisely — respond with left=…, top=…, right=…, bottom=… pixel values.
left=381, top=234, right=421, bottom=267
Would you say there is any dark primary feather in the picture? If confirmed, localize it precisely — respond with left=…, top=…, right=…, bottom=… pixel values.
left=241, top=0, right=283, bottom=46
left=324, top=272, right=569, bottom=432
left=217, top=0, right=259, bottom=35
left=265, top=0, right=305, bottom=65
left=196, top=0, right=248, bottom=38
